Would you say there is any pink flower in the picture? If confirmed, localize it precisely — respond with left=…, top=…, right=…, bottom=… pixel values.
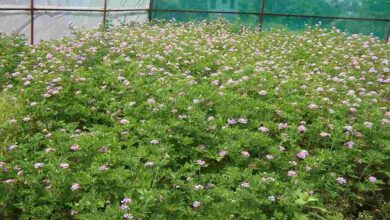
left=227, top=118, right=237, bottom=125
left=70, top=144, right=80, bottom=151
left=3, top=179, right=17, bottom=184
left=258, top=126, right=269, bottom=133
left=241, top=151, right=250, bottom=157
left=147, top=98, right=155, bottom=104
left=196, top=160, right=206, bottom=167
left=120, top=204, right=129, bottom=210
left=123, top=213, right=133, bottom=219
left=45, top=147, right=55, bottom=153
left=296, top=150, right=309, bottom=159
left=99, top=165, right=109, bottom=171
left=369, top=176, right=377, bottom=183
left=71, top=183, right=80, bottom=191
left=344, top=125, right=353, bottom=132
left=363, top=121, right=373, bottom=128
left=120, top=119, right=129, bottom=125
left=344, top=141, right=354, bottom=149
left=336, top=177, right=347, bottom=185
left=121, top=197, right=132, bottom=204
left=287, top=170, right=297, bottom=177
left=308, top=104, right=318, bottom=110
left=100, top=146, right=109, bottom=153
left=297, top=125, right=307, bottom=133
left=278, top=123, right=288, bottom=129
left=34, top=162, right=44, bottom=169
left=60, top=163, right=69, bottom=169
left=266, top=154, right=274, bottom=160
left=218, top=150, right=228, bottom=157
left=238, top=118, right=248, bottom=124
left=46, top=53, right=53, bottom=60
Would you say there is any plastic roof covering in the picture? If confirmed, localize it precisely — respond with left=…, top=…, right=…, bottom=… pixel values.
left=0, top=0, right=150, bottom=44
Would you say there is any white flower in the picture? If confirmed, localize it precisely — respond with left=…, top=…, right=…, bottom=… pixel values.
left=192, top=201, right=201, bottom=208
left=268, top=195, right=276, bottom=201
left=150, top=139, right=159, bottom=145
left=258, top=90, right=267, bottom=96
left=258, top=126, right=269, bottom=133
left=71, top=183, right=80, bottom=191
left=60, top=163, right=69, bottom=169
left=194, top=184, right=204, bottom=190
left=34, top=162, right=44, bottom=169
left=364, top=121, right=373, bottom=128
left=240, top=182, right=250, bottom=188
left=120, top=119, right=129, bottom=125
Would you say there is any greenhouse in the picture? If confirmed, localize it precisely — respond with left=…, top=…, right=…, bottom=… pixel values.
left=0, top=0, right=389, bottom=219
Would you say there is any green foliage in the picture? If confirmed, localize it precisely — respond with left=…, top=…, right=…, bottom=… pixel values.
left=0, top=21, right=389, bottom=219
left=0, top=34, right=29, bottom=89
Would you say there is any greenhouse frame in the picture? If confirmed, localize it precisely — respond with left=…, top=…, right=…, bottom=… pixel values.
left=0, top=0, right=389, bottom=44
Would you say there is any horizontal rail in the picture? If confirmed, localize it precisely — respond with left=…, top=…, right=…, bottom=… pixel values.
left=0, top=7, right=148, bottom=12
left=0, top=7, right=388, bottom=22
left=152, top=9, right=259, bottom=16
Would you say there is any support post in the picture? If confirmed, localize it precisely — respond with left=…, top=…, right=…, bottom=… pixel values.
left=386, top=23, right=390, bottom=44
left=148, top=0, right=154, bottom=22
left=103, top=0, right=108, bottom=27
left=259, top=0, right=266, bottom=32
left=30, top=0, right=34, bottom=44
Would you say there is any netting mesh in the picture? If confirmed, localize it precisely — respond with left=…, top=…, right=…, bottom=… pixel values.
left=0, top=0, right=389, bottom=43
left=152, top=0, right=390, bottom=39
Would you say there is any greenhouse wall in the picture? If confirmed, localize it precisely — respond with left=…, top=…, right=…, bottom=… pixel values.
left=0, top=0, right=150, bottom=44
left=0, top=0, right=389, bottom=44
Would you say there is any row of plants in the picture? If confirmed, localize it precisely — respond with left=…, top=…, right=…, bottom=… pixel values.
left=0, top=21, right=389, bottom=219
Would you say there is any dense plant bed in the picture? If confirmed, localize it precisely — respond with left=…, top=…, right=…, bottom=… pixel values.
left=0, top=21, right=389, bottom=219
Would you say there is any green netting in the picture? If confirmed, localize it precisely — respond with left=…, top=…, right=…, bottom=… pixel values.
left=264, top=0, right=390, bottom=19
left=153, top=12, right=260, bottom=29
left=263, top=16, right=389, bottom=39
left=153, top=0, right=262, bottom=13
left=152, top=0, right=390, bottom=40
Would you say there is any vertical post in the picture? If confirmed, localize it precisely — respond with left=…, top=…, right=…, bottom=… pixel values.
left=30, top=0, right=34, bottom=44
left=386, top=22, right=390, bottom=44
left=148, top=0, right=154, bottom=22
left=259, top=0, right=266, bottom=32
left=103, top=0, right=108, bottom=27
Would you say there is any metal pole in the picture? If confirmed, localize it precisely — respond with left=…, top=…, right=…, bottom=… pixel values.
left=386, top=23, right=390, bottom=44
left=103, top=0, right=108, bottom=27
left=148, top=0, right=154, bottom=22
left=30, top=0, right=34, bottom=44
left=259, top=0, right=266, bottom=32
